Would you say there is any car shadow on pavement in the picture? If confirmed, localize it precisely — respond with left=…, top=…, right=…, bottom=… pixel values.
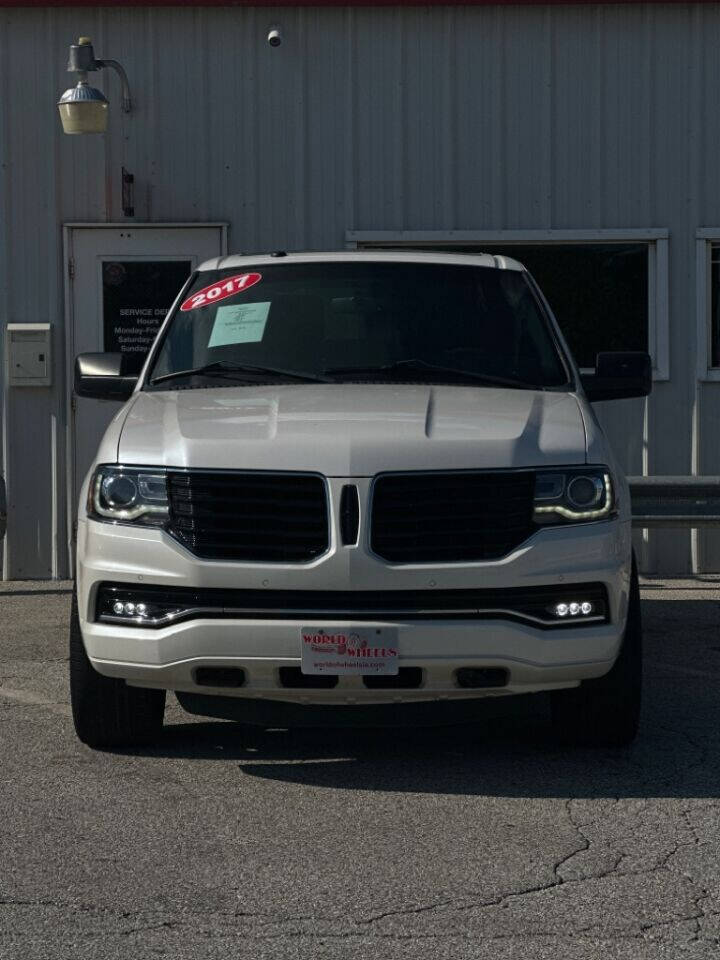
left=137, top=598, right=720, bottom=799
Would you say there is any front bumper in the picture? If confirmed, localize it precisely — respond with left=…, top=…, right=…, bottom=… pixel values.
left=76, top=512, right=632, bottom=704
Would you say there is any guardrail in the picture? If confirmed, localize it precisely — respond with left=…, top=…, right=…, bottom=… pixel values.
left=628, top=476, right=720, bottom=527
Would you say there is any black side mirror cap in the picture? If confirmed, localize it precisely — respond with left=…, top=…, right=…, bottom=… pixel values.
left=74, top=353, right=137, bottom=401
left=580, top=351, right=652, bottom=403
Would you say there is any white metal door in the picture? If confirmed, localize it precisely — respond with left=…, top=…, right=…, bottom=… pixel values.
left=65, top=224, right=226, bottom=549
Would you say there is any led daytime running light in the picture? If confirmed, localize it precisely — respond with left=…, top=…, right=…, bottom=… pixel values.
left=534, top=472, right=614, bottom=522
left=551, top=600, right=597, bottom=620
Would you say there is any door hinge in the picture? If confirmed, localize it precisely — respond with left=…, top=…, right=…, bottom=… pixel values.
left=71, top=393, right=77, bottom=412
left=67, top=258, right=75, bottom=280
left=72, top=519, right=78, bottom=544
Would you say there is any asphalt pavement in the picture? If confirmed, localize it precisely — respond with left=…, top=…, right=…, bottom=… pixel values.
left=1, top=579, right=719, bottom=959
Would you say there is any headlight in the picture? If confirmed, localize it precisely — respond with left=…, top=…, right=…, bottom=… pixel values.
left=534, top=467, right=615, bottom=524
left=88, top=466, right=168, bottom=525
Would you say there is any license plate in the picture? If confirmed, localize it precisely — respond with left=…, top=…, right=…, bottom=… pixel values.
left=300, top=626, right=399, bottom=676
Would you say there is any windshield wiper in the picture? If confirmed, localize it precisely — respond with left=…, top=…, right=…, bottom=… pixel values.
left=150, top=361, right=333, bottom=386
left=323, top=359, right=544, bottom=390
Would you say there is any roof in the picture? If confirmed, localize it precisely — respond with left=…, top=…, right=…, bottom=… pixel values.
left=198, top=249, right=527, bottom=272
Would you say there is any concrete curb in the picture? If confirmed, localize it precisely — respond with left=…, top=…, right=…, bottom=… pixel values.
left=0, top=580, right=74, bottom=595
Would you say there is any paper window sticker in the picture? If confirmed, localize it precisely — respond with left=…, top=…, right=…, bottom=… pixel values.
left=208, top=302, right=271, bottom=348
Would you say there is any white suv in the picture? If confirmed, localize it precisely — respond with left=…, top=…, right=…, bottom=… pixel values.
left=71, top=251, right=650, bottom=749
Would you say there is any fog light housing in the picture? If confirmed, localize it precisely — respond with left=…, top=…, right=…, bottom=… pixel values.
left=97, top=586, right=188, bottom=627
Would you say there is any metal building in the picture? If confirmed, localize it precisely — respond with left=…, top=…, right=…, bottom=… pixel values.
left=1, top=0, right=719, bottom=579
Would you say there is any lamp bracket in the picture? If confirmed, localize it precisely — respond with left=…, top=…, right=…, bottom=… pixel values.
left=95, top=60, right=132, bottom=113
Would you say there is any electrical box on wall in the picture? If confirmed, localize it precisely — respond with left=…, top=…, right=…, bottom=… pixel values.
left=6, top=324, right=52, bottom=387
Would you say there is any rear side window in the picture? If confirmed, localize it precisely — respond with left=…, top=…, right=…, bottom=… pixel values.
left=147, top=261, right=570, bottom=388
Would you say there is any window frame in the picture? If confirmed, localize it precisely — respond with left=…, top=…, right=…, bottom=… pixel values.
left=694, top=229, right=720, bottom=381
left=346, top=229, right=669, bottom=381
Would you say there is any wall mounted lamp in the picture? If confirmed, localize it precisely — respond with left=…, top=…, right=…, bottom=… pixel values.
left=58, top=37, right=132, bottom=135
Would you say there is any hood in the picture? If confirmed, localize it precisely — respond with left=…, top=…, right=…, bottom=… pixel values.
left=116, top=384, right=588, bottom=475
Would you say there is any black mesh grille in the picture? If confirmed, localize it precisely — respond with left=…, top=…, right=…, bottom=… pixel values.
left=167, top=472, right=328, bottom=562
left=371, top=471, right=537, bottom=563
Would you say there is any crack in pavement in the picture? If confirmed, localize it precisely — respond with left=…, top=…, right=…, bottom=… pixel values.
left=360, top=900, right=457, bottom=924
left=3, top=891, right=719, bottom=945
left=360, top=860, right=695, bottom=929
left=5, top=814, right=704, bottom=940
left=553, top=799, right=592, bottom=882
left=119, top=920, right=179, bottom=936
left=104, top=926, right=720, bottom=943
left=667, top=809, right=715, bottom=943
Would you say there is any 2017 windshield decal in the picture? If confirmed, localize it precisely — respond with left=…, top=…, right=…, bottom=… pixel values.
left=180, top=273, right=262, bottom=312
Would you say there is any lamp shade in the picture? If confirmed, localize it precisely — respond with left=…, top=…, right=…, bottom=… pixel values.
left=58, top=81, right=109, bottom=134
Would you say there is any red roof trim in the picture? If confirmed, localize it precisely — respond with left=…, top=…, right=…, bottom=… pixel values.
left=0, top=0, right=716, bottom=6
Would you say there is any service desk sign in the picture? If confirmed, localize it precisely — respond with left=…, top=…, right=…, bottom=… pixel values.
left=301, top=627, right=399, bottom=676
left=103, top=260, right=191, bottom=374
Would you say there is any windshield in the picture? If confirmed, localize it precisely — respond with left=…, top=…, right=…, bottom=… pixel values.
left=146, top=261, right=571, bottom=390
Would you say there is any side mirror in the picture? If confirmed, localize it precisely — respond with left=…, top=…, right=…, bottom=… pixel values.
left=74, top=352, right=137, bottom=401
left=580, top=351, right=652, bottom=403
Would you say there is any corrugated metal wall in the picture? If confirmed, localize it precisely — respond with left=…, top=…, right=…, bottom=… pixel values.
left=1, top=2, right=718, bottom=578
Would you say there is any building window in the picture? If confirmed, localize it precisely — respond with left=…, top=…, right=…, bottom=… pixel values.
left=348, top=230, right=668, bottom=379
left=479, top=244, right=648, bottom=369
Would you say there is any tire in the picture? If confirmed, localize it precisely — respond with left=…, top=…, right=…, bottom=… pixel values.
left=551, top=557, right=642, bottom=747
left=69, top=588, right=166, bottom=749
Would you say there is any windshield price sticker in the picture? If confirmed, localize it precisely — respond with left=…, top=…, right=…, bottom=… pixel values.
left=180, top=273, right=263, bottom=312
left=208, top=302, right=271, bottom=347
left=301, top=627, right=399, bottom=676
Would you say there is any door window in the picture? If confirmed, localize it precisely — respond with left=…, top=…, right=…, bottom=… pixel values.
left=102, top=260, right=192, bottom=374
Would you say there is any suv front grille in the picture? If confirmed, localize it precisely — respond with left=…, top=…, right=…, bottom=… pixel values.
left=167, top=471, right=329, bottom=562
left=370, top=471, right=537, bottom=563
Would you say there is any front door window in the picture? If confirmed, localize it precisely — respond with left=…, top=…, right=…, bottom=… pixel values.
left=102, top=260, right=192, bottom=374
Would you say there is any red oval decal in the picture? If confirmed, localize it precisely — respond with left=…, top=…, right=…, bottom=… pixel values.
left=180, top=273, right=262, bottom=312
